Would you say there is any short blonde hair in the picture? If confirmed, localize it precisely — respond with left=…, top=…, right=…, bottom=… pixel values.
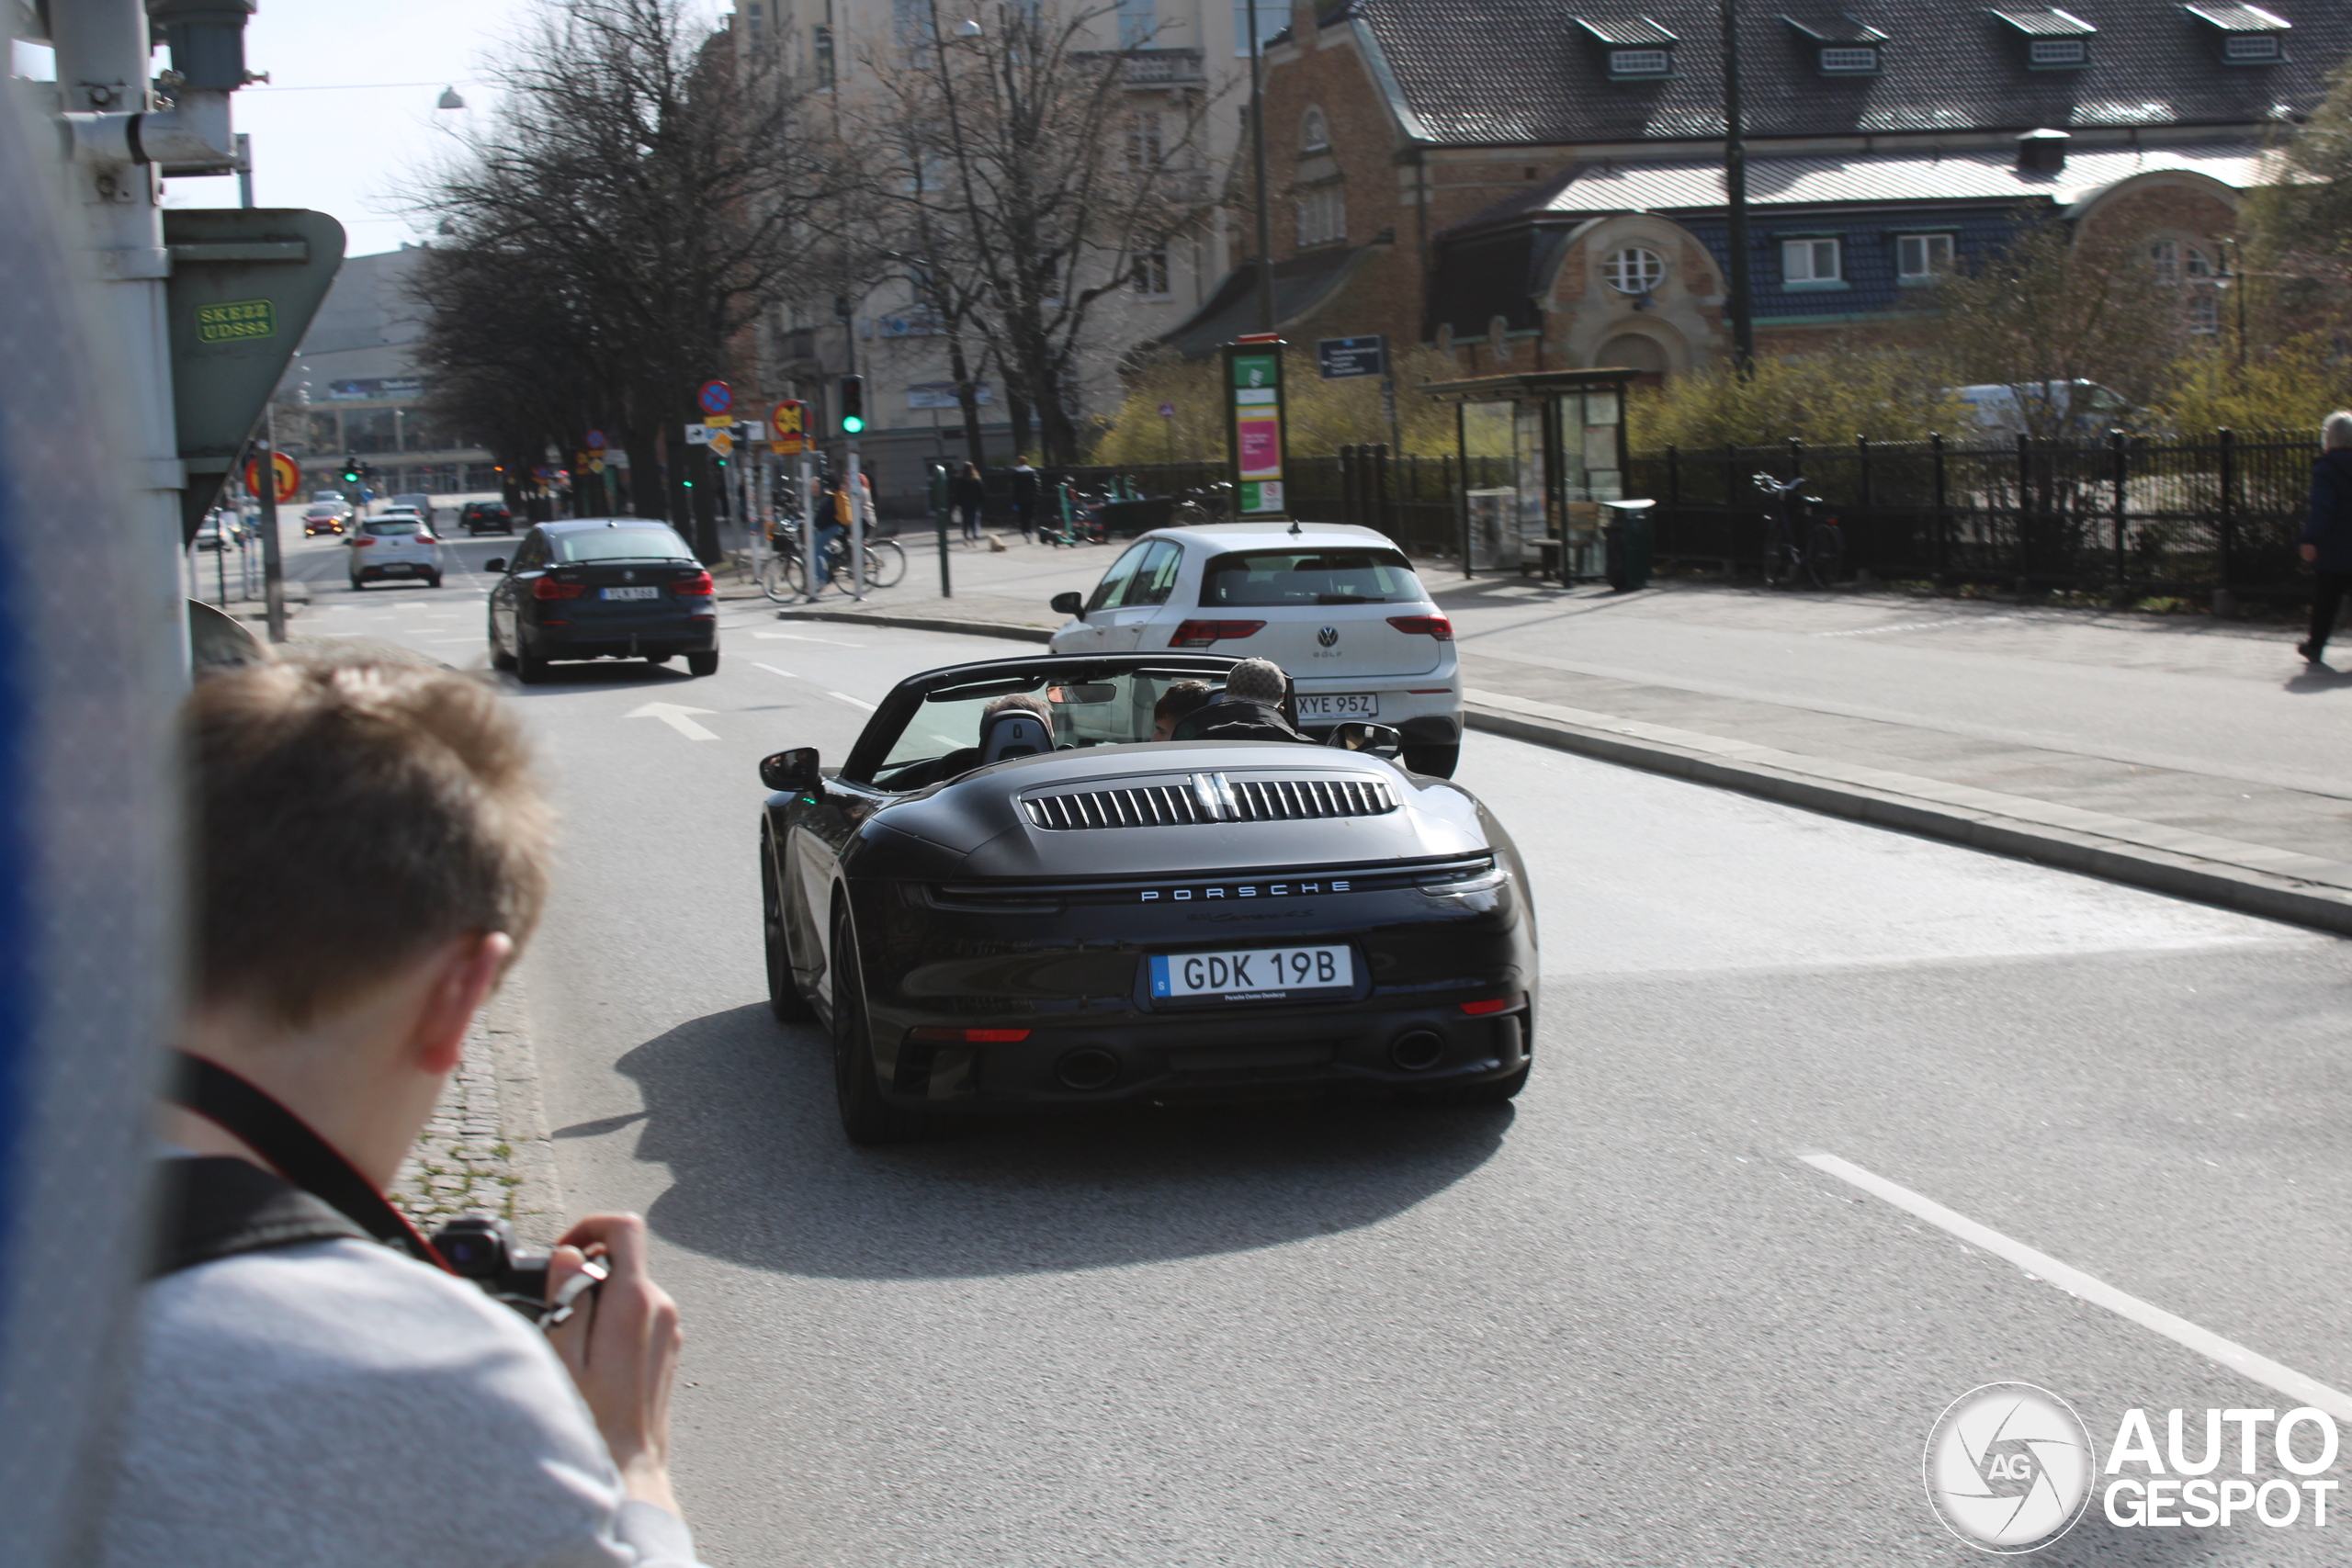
left=188, top=658, right=553, bottom=1026
left=2325, top=412, right=2352, bottom=451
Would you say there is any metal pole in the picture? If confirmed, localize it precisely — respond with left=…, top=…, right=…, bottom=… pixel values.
left=257, top=428, right=286, bottom=641
left=847, top=446, right=866, bottom=599
left=1721, top=0, right=1755, bottom=376
left=936, top=466, right=954, bottom=598
left=1246, top=0, right=1274, bottom=333
left=799, top=457, right=818, bottom=602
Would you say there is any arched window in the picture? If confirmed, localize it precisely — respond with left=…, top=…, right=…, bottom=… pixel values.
left=2149, top=240, right=2180, bottom=287
left=1301, top=107, right=1330, bottom=153
left=1603, top=246, right=1665, bottom=295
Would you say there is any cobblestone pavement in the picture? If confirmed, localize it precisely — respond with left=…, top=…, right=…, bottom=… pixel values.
left=390, top=976, right=566, bottom=1245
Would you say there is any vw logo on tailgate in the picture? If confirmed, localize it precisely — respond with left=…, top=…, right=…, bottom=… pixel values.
left=1317, top=626, right=1339, bottom=647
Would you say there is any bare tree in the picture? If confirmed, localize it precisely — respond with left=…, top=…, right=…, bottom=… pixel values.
left=850, top=0, right=1216, bottom=464
left=410, top=0, right=850, bottom=555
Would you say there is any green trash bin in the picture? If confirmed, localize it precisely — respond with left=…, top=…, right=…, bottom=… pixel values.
left=1601, top=498, right=1655, bottom=592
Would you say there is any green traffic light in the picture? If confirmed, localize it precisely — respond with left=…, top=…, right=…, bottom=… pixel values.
left=842, top=415, right=865, bottom=434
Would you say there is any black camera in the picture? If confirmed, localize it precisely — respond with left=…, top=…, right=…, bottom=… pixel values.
left=433, top=1215, right=550, bottom=1319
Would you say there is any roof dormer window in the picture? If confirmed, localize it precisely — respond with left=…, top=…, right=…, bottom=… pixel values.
left=1782, top=14, right=1887, bottom=75
left=1989, top=7, right=2096, bottom=68
left=2183, top=4, right=2289, bottom=64
left=1572, top=16, right=1679, bottom=79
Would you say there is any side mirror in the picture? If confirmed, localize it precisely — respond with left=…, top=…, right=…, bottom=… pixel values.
left=760, top=747, right=821, bottom=794
left=482, top=558, right=506, bottom=573
left=1050, top=591, right=1084, bottom=619
left=1327, top=721, right=1403, bottom=760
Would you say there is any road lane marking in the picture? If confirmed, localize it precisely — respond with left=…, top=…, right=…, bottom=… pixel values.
left=624, top=702, right=720, bottom=741
left=1796, top=1151, right=2352, bottom=1421
left=752, top=661, right=799, bottom=679
left=1813, top=616, right=2015, bottom=638
left=754, top=631, right=865, bottom=646
left=830, top=692, right=876, bottom=711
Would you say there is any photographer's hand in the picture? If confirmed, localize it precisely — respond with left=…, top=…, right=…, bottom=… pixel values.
left=548, top=1213, right=684, bottom=1517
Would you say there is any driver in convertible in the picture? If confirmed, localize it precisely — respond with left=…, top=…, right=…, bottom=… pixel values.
left=1169, top=658, right=1312, bottom=744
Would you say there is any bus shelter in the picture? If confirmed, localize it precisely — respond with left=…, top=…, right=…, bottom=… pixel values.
left=1420, top=368, right=1634, bottom=580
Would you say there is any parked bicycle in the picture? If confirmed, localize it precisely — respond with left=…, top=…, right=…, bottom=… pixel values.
left=1169, top=481, right=1233, bottom=526
left=760, top=520, right=907, bottom=602
left=1754, top=472, right=1844, bottom=590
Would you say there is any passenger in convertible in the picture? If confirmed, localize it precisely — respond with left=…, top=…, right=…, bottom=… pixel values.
left=1169, top=658, right=1312, bottom=744
left=1151, top=680, right=1213, bottom=741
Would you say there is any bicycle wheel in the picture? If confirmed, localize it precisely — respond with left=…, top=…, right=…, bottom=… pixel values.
left=1761, top=525, right=1797, bottom=587
left=759, top=551, right=794, bottom=604
left=1804, top=523, right=1845, bottom=590
left=777, top=551, right=810, bottom=599
left=1170, top=502, right=1210, bottom=526
left=862, top=537, right=907, bottom=588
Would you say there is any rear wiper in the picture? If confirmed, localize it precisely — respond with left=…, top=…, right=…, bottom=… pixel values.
left=1317, top=594, right=1382, bottom=604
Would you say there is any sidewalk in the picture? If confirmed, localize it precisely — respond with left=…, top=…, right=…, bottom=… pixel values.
left=773, top=541, right=2352, bottom=936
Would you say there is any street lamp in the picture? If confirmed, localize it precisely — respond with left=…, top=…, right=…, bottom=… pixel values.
left=436, top=85, right=467, bottom=110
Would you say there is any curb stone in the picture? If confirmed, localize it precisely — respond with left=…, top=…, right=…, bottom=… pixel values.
left=391, top=974, right=568, bottom=1246
left=739, top=603, right=2352, bottom=940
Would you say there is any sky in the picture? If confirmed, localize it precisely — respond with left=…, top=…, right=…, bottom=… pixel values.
left=18, top=0, right=727, bottom=257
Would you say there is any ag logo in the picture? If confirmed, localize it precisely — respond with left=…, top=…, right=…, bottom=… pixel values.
left=1317, top=626, right=1339, bottom=648
left=1925, top=1383, right=2093, bottom=1552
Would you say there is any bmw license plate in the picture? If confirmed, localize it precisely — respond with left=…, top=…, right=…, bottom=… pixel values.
left=1148, top=944, right=1353, bottom=1007
left=602, top=585, right=660, bottom=601
left=1295, top=693, right=1377, bottom=721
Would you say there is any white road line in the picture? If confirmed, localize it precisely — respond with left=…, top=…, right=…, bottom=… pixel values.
left=752, top=661, right=799, bottom=679
left=1814, top=616, right=2014, bottom=638
left=830, top=692, right=876, bottom=711
left=1797, top=1151, right=2352, bottom=1421
left=754, top=631, right=864, bottom=646
left=623, top=702, right=720, bottom=741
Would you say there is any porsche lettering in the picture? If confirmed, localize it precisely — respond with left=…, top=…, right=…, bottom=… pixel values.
left=1140, top=879, right=1348, bottom=903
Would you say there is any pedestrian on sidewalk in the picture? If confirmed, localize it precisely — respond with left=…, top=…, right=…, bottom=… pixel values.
left=951, top=462, right=986, bottom=543
left=1009, top=457, right=1040, bottom=542
left=2297, top=411, right=2352, bottom=665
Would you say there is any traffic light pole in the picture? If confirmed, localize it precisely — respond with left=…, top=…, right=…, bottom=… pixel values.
left=846, top=445, right=865, bottom=600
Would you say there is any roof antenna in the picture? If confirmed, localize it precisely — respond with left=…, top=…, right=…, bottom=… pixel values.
left=1287, top=515, right=1302, bottom=536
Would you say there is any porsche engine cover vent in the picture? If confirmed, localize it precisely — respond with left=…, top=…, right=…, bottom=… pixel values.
left=1023, top=773, right=1398, bottom=829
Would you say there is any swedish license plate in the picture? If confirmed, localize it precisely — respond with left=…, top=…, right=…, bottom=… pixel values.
left=602, top=585, right=660, bottom=601
left=1148, top=944, right=1353, bottom=1007
left=1295, top=693, right=1378, bottom=721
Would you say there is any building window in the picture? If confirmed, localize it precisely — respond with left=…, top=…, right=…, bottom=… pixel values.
left=1300, top=106, right=1329, bottom=152
left=1126, top=111, right=1162, bottom=170
left=1781, top=237, right=1842, bottom=285
left=2223, top=31, right=2279, bottom=60
left=813, top=24, right=835, bottom=87
left=2188, top=289, right=2221, bottom=334
left=1132, top=248, right=1170, bottom=296
left=1296, top=185, right=1345, bottom=248
left=2185, top=246, right=2215, bottom=279
left=1818, top=46, right=1878, bottom=73
left=2149, top=239, right=2180, bottom=286
left=1602, top=246, right=1665, bottom=294
left=1233, top=0, right=1286, bottom=55
left=2028, top=37, right=2085, bottom=65
left=1119, top=0, right=1156, bottom=49
left=1895, top=233, right=1953, bottom=283
left=1608, top=48, right=1671, bottom=76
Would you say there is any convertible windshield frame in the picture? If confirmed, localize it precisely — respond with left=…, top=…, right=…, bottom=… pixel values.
left=844, top=654, right=1244, bottom=786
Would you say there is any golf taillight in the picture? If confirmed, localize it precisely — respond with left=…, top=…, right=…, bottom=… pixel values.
left=906, top=1026, right=1032, bottom=1043
left=673, top=570, right=714, bottom=596
left=1168, top=619, right=1264, bottom=648
left=1387, top=615, right=1453, bottom=640
left=533, top=578, right=586, bottom=600
left=350, top=536, right=376, bottom=547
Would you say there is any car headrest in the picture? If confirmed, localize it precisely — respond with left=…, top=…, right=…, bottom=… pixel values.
left=979, top=709, right=1053, bottom=764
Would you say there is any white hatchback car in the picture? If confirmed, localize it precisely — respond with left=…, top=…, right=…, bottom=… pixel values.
left=1047, top=523, right=1462, bottom=774
left=347, top=509, right=443, bottom=589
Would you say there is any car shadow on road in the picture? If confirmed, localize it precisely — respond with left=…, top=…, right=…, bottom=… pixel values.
left=611, top=1001, right=1515, bottom=1280
left=498, top=660, right=705, bottom=693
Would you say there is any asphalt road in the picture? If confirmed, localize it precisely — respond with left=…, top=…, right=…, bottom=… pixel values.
left=284, top=525, right=2352, bottom=1565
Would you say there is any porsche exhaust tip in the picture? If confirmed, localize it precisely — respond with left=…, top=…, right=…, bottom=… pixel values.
left=1055, top=1046, right=1120, bottom=1090
left=1389, top=1030, right=1446, bottom=1071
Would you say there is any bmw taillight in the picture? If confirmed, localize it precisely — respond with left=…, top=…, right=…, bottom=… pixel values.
left=906, top=1026, right=1032, bottom=1043
left=1459, top=997, right=1515, bottom=1016
left=533, top=578, right=586, bottom=600
left=1386, top=615, right=1453, bottom=640
left=672, top=570, right=714, bottom=596
left=1168, top=619, right=1264, bottom=648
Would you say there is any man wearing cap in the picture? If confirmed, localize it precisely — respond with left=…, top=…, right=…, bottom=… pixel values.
left=1169, top=658, right=1311, bottom=744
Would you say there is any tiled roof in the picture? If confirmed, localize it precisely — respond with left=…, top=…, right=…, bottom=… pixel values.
left=1160, top=246, right=1372, bottom=359
left=1990, top=7, right=2100, bottom=37
left=1343, top=0, right=2346, bottom=146
left=1570, top=15, right=1680, bottom=46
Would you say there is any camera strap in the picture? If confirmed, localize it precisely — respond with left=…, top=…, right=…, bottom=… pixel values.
left=166, top=1049, right=448, bottom=1271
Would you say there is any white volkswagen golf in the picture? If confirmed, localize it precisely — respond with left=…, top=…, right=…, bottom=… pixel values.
left=1047, top=523, right=1463, bottom=775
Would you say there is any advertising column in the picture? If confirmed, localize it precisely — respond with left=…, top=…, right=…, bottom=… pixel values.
left=1225, top=333, right=1287, bottom=519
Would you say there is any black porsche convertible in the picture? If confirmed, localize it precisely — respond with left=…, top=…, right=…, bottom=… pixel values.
left=757, top=653, right=1538, bottom=1143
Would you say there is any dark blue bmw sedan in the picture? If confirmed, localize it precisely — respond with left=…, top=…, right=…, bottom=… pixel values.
left=485, top=519, right=718, bottom=682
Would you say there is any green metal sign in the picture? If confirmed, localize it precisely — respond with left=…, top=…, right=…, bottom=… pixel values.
left=164, top=209, right=346, bottom=542
left=1223, top=337, right=1286, bottom=518
left=193, top=298, right=276, bottom=343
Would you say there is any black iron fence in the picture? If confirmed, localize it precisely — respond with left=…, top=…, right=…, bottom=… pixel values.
left=1632, top=431, right=2322, bottom=604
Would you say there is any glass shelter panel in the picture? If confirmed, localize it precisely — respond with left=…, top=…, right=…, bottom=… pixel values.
left=1460, top=400, right=1521, bottom=571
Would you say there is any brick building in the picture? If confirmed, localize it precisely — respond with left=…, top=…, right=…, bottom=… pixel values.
left=1163, top=0, right=2350, bottom=373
